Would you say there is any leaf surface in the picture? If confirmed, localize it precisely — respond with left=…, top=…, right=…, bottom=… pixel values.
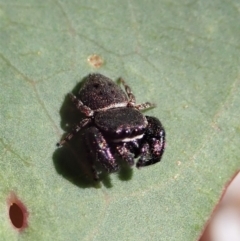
left=0, top=0, right=240, bottom=240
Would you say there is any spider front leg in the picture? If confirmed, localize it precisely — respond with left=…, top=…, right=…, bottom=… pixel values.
left=116, top=142, right=137, bottom=166
left=136, top=116, right=165, bottom=168
left=85, top=127, right=119, bottom=180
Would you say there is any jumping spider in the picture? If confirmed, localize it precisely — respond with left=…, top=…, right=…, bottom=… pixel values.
left=57, top=73, right=166, bottom=180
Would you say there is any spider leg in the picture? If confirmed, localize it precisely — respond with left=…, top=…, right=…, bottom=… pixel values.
left=57, top=118, right=91, bottom=146
left=119, top=77, right=136, bottom=105
left=85, top=127, right=119, bottom=180
left=137, top=116, right=165, bottom=167
left=134, top=102, right=156, bottom=111
left=119, top=78, right=156, bottom=111
left=116, top=143, right=136, bottom=166
left=69, top=93, right=93, bottom=116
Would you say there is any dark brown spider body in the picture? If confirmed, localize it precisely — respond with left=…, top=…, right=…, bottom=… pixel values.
left=57, top=73, right=166, bottom=180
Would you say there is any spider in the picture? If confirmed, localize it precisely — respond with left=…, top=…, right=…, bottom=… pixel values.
left=57, top=73, right=165, bottom=180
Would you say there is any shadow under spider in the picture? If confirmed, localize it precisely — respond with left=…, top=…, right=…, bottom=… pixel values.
left=52, top=75, right=133, bottom=189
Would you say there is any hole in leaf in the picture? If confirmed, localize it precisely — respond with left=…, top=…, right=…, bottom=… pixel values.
left=9, top=203, right=24, bottom=228
left=7, top=192, right=28, bottom=231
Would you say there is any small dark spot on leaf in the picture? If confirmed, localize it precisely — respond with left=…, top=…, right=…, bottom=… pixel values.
left=9, top=203, right=24, bottom=228
left=7, top=192, right=28, bottom=231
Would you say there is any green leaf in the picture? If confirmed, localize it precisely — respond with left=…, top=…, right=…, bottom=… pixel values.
left=0, top=0, right=239, bottom=240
